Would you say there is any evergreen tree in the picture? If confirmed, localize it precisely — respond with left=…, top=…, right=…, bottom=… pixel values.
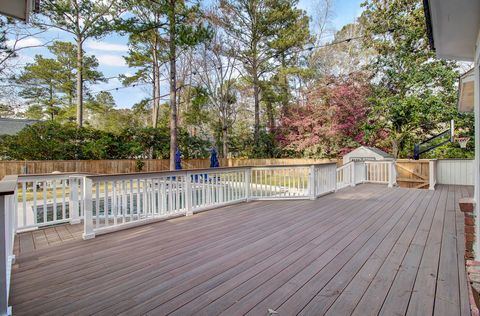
left=120, top=0, right=210, bottom=169
left=218, top=0, right=310, bottom=154
left=16, top=41, right=103, bottom=121
left=16, top=55, right=64, bottom=120
left=360, top=0, right=464, bottom=157
left=36, top=0, right=122, bottom=127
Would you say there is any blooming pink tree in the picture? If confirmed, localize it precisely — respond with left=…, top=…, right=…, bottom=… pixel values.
left=277, top=74, right=387, bottom=157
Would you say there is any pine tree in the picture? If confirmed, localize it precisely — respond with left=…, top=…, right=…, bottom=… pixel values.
left=36, top=0, right=122, bottom=127
left=218, top=0, right=310, bottom=154
left=120, top=0, right=210, bottom=169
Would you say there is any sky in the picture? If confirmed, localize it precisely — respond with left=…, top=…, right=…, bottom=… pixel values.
left=8, top=0, right=364, bottom=109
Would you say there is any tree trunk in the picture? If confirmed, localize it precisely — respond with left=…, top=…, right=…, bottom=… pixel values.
left=222, top=114, right=228, bottom=158
left=152, top=54, right=160, bottom=128
left=168, top=0, right=177, bottom=171
left=266, top=100, right=275, bottom=132
left=253, top=75, right=260, bottom=147
left=76, top=38, right=83, bottom=127
left=391, top=132, right=402, bottom=158
left=49, top=83, right=54, bottom=121
left=280, top=55, right=289, bottom=114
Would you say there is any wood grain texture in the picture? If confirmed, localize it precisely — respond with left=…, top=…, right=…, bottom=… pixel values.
left=9, top=184, right=472, bottom=316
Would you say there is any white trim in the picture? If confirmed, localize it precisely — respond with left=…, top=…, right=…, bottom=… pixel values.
left=474, top=30, right=480, bottom=259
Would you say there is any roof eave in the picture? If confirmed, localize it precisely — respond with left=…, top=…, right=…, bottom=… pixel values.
left=423, top=0, right=436, bottom=51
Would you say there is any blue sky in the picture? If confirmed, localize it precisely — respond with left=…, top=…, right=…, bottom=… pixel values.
left=10, top=0, right=364, bottom=109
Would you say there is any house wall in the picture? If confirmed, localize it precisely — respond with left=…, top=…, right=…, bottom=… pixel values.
left=474, top=30, right=480, bottom=259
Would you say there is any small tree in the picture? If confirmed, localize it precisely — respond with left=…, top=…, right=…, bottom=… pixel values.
left=194, top=31, right=238, bottom=158
left=278, top=74, right=376, bottom=157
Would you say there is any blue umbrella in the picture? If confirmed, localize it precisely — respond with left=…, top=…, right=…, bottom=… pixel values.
left=175, top=148, right=182, bottom=170
left=210, top=147, right=220, bottom=168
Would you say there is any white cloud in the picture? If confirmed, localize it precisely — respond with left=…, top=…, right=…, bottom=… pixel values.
left=86, top=40, right=128, bottom=52
left=97, top=55, right=127, bottom=67
left=6, top=37, right=43, bottom=49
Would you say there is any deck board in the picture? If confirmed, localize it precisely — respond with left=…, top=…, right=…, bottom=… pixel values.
left=9, top=184, right=472, bottom=316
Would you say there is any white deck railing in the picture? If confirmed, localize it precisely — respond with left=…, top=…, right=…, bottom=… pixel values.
left=14, top=174, right=88, bottom=231
left=365, top=161, right=396, bottom=187
left=81, top=164, right=338, bottom=238
left=336, top=160, right=396, bottom=188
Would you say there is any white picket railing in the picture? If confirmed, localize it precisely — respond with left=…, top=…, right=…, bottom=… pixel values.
left=336, top=162, right=354, bottom=189
left=14, top=174, right=88, bottom=232
left=249, top=166, right=310, bottom=199
left=82, top=167, right=250, bottom=238
left=335, top=160, right=396, bottom=189
left=313, top=163, right=338, bottom=197
left=81, top=164, right=339, bottom=238
left=365, top=161, right=396, bottom=187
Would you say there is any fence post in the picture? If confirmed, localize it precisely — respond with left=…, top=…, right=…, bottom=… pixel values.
left=309, top=165, right=316, bottom=200
left=82, top=177, right=95, bottom=240
left=429, top=160, right=436, bottom=190
left=185, top=172, right=192, bottom=216
left=245, top=168, right=251, bottom=202
left=350, top=162, right=356, bottom=187
left=69, top=178, right=81, bottom=224
left=388, top=161, right=396, bottom=188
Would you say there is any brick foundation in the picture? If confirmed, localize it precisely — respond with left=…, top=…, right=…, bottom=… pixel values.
left=467, top=261, right=480, bottom=316
left=460, top=197, right=476, bottom=260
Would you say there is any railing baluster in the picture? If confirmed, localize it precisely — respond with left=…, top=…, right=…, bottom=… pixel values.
left=21, top=182, right=26, bottom=227
left=105, top=181, right=109, bottom=226
left=61, top=180, right=66, bottom=220
left=95, top=182, right=100, bottom=229
left=129, top=179, right=134, bottom=221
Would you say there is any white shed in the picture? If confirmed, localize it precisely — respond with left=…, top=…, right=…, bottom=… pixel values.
left=342, top=146, right=393, bottom=165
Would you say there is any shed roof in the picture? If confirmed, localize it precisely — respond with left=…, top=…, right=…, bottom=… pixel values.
left=0, top=118, right=39, bottom=136
left=345, top=146, right=392, bottom=158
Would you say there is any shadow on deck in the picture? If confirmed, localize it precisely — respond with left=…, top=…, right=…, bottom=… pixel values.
left=10, top=184, right=473, bottom=316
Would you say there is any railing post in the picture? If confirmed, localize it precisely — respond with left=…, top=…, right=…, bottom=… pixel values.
left=388, top=161, right=396, bottom=188
left=69, top=178, right=81, bottom=224
left=0, top=195, right=10, bottom=316
left=185, top=172, right=192, bottom=216
left=245, top=168, right=251, bottom=202
left=309, top=165, right=316, bottom=200
left=82, top=177, right=95, bottom=240
left=429, top=160, right=436, bottom=190
left=350, top=162, right=356, bottom=187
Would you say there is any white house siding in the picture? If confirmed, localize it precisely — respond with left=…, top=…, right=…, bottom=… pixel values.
left=474, top=30, right=480, bottom=257
left=436, top=159, right=475, bottom=185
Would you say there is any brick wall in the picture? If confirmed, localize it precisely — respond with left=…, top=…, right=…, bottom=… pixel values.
left=460, top=197, right=476, bottom=260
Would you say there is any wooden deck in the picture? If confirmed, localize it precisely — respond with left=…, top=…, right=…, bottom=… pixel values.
left=9, top=184, right=472, bottom=316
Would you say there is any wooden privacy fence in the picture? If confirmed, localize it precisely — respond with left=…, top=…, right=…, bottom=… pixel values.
left=0, top=158, right=335, bottom=179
